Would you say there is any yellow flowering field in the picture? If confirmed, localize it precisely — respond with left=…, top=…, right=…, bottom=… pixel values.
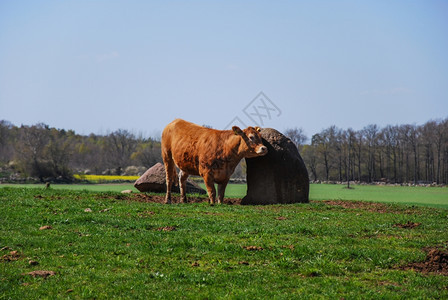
left=74, top=174, right=139, bottom=182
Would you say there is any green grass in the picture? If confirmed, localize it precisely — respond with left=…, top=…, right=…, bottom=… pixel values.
left=1, top=187, right=448, bottom=299
left=0, top=183, right=140, bottom=193
left=310, top=184, right=448, bottom=209
left=2, top=183, right=447, bottom=208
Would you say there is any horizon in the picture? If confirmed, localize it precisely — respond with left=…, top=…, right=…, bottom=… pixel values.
left=2, top=116, right=446, bottom=143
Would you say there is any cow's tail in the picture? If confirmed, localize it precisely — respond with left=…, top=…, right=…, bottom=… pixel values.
left=161, top=132, right=177, bottom=190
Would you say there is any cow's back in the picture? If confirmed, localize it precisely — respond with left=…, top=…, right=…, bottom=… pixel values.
left=162, top=119, right=220, bottom=176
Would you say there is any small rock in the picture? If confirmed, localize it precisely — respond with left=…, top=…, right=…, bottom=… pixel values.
left=39, top=225, right=52, bottom=230
left=121, top=189, right=133, bottom=194
left=29, top=260, right=39, bottom=266
left=134, top=163, right=206, bottom=194
left=84, top=208, right=92, bottom=213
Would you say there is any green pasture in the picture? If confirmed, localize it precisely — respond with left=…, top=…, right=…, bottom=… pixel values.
left=310, top=184, right=448, bottom=209
left=1, top=187, right=448, bottom=299
left=2, top=183, right=447, bottom=208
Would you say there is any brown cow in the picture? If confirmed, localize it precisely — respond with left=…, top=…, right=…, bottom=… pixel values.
left=161, top=119, right=267, bottom=205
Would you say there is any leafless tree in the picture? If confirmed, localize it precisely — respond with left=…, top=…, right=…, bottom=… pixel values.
left=285, top=127, right=308, bottom=152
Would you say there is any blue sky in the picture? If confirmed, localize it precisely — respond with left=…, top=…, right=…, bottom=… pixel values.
left=1, top=1, right=447, bottom=140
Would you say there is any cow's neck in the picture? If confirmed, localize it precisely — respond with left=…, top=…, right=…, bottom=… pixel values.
left=224, top=134, right=247, bottom=161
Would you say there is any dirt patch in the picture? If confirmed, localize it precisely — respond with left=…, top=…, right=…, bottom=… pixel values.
left=318, top=200, right=391, bottom=213
left=22, top=270, right=56, bottom=278
left=243, top=246, right=264, bottom=251
left=317, top=200, right=423, bottom=214
left=118, top=194, right=419, bottom=214
left=400, top=247, right=448, bottom=276
left=282, top=245, right=295, bottom=250
left=1, top=250, right=22, bottom=262
left=124, top=193, right=242, bottom=205
left=394, top=221, right=421, bottom=229
left=137, top=211, right=156, bottom=217
left=156, top=226, right=177, bottom=232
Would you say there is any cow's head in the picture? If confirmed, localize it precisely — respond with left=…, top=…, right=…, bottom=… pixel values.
left=232, top=126, right=268, bottom=158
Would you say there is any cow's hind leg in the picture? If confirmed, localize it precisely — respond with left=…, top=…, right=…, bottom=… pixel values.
left=179, top=170, right=189, bottom=203
left=163, top=154, right=176, bottom=204
left=217, top=181, right=228, bottom=204
left=203, top=174, right=216, bottom=205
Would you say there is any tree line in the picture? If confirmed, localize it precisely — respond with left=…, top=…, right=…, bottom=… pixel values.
left=0, top=121, right=163, bottom=182
left=1, top=118, right=448, bottom=184
left=287, top=118, right=448, bottom=185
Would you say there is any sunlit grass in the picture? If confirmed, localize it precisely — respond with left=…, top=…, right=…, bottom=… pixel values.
left=1, top=187, right=447, bottom=299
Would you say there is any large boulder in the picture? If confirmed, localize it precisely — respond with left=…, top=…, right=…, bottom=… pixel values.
left=242, top=128, right=309, bottom=205
left=134, top=163, right=206, bottom=194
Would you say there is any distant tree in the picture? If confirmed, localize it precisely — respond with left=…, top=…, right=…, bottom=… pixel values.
left=343, top=128, right=356, bottom=188
left=131, top=139, right=162, bottom=168
left=45, top=128, right=73, bottom=179
left=362, top=124, right=379, bottom=182
left=302, top=144, right=318, bottom=181
left=284, top=127, right=307, bottom=152
left=15, top=123, right=51, bottom=181
left=104, top=129, right=138, bottom=174
left=311, top=126, right=339, bottom=181
left=431, top=119, right=447, bottom=184
left=0, top=120, right=15, bottom=164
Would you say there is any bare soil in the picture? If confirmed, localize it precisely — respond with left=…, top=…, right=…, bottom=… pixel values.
left=1, top=250, right=21, bottom=262
left=156, top=226, right=177, bottom=232
left=318, top=200, right=392, bottom=213
left=394, top=221, right=421, bottom=229
left=125, top=193, right=241, bottom=205
left=22, top=270, right=56, bottom=278
left=117, top=194, right=422, bottom=215
left=400, top=247, right=448, bottom=276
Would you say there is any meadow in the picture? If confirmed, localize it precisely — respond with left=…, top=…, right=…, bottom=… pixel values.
left=1, top=185, right=448, bottom=298
left=2, top=182, right=447, bottom=209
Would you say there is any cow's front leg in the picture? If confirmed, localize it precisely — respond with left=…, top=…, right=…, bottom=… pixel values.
left=217, top=181, right=228, bottom=204
left=179, top=170, right=189, bottom=203
left=203, top=174, right=216, bottom=205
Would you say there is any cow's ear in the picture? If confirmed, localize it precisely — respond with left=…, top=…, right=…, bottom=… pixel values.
left=255, top=126, right=261, bottom=132
left=232, top=126, right=243, bottom=136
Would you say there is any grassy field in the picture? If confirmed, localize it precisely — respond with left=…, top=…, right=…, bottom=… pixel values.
left=2, top=183, right=447, bottom=209
left=1, top=187, right=448, bottom=299
left=310, top=184, right=448, bottom=209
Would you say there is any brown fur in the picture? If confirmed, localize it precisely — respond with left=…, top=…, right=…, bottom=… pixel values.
left=162, top=119, right=267, bottom=204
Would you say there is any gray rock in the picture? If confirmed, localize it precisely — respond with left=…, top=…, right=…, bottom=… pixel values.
left=134, top=163, right=206, bottom=194
left=242, top=128, right=309, bottom=204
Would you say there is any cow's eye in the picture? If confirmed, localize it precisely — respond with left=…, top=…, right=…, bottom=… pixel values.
left=249, top=135, right=255, bottom=141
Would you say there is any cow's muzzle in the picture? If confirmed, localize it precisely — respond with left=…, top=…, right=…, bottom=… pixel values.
left=256, top=146, right=268, bottom=155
